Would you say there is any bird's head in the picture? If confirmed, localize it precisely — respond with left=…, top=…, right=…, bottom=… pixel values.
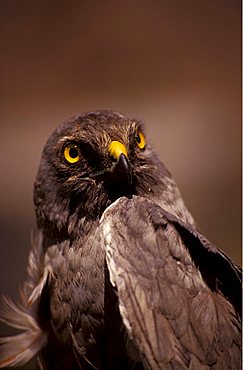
left=34, top=110, right=171, bottom=240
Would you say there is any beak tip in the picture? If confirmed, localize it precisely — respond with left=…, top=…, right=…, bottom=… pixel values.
left=110, top=152, right=133, bottom=196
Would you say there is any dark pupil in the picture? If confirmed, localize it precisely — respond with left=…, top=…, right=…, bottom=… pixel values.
left=136, top=134, right=141, bottom=144
left=69, top=147, right=78, bottom=158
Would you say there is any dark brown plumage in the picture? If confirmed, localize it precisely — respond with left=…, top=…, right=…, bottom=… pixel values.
left=0, top=110, right=241, bottom=369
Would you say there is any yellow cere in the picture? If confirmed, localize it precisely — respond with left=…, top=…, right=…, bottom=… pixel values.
left=136, top=131, right=146, bottom=149
left=64, top=144, right=81, bottom=163
left=109, top=141, right=128, bottom=160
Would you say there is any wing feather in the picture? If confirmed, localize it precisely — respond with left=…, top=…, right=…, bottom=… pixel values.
left=101, top=196, right=241, bottom=369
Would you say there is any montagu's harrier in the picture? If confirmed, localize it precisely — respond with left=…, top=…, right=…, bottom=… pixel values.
left=0, top=110, right=241, bottom=369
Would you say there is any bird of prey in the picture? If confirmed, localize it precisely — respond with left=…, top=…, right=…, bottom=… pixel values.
left=0, top=110, right=241, bottom=370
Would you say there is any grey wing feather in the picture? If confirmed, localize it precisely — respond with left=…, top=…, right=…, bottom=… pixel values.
left=0, top=230, right=49, bottom=368
left=101, top=196, right=241, bottom=370
left=160, top=209, right=242, bottom=315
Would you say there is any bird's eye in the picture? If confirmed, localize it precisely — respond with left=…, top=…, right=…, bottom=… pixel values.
left=136, top=132, right=146, bottom=149
left=63, top=144, right=81, bottom=164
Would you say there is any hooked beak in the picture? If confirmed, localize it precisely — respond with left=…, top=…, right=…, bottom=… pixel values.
left=108, top=141, right=133, bottom=198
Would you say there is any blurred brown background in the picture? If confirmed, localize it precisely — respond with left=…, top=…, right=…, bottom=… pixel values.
left=0, top=1, right=241, bottom=368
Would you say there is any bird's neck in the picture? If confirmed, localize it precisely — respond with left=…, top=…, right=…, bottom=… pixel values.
left=40, top=213, right=100, bottom=251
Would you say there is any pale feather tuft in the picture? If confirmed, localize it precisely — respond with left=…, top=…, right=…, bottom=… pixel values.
left=0, top=230, right=48, bottom=368
left=0, top=295, right=47, bottom=367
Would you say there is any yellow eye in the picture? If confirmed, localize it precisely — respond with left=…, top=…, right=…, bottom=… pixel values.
left=136, top=131, right=146, bottom=149
left=64, top=144, right=81, bottom=164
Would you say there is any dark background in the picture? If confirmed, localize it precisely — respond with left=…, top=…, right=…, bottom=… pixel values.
left=0, top=1, right=241, bottom=369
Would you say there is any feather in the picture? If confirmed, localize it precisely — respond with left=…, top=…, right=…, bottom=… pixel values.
left=0, top=296, right=47, bottom=367
left=27, top=265, right=52, bottom=306
left=0, top=231, right=50, bottom=368
left=101, top=196, right=241, bottom=369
